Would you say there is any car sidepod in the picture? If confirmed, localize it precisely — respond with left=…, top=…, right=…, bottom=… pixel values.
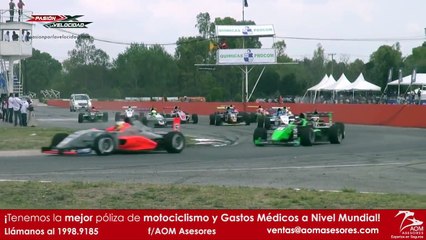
left=117, top=135, right=158, bottom=151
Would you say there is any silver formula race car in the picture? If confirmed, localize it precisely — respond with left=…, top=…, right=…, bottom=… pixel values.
left=41, top=121, right=185, bottom=156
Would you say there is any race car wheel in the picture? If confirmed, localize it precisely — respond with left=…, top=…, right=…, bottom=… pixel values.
left=192, top=114, right=198, bottom=124
left=249, top=112, right=257, bottom=123
left=253, top=127, right=267, bottom=146
left=164, top=131, right=185, bottom=153
left=257, top=116, right=265, bottom=128
left=264, top=117, right=271, bottom=130
left=244, top=113, right=251, bottom=125
left=94, top=134, right=116, bottom=156
left=141, top=116, right=148, bottom=126
left=329, top=124, right=343, bottom=144
left=335, top=122, right=345, bottom=139
left=299, top=126, right=315, bottom=146
left=78, top=113, right=84, bottom=123
left=114, top=112, right=121, bottom=121
left=103, top=112, right=109, bottom=122
left=215, top=115, right=223, bottom=126
left=51, top=133, right=69, bottom=147
left=209, top=114, right=215, bottom=125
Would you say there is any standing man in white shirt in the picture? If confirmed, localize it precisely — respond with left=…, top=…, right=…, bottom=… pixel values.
left=20, top=97, right=28, bottom=126
left=7, top=93, right=14, bottom=123
left=12, top=93, right=21, bottom=126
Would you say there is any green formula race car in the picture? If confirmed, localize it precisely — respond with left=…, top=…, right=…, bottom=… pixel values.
left=253, top=112, right=345, bottom=146
left=78, top=108, right=109, bottom=123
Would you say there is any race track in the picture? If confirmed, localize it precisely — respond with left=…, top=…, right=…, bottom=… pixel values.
left=0, top=106, right=425, bottom=194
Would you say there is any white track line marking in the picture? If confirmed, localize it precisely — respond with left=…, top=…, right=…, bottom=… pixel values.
left=152, top=162, right=406, bottom=174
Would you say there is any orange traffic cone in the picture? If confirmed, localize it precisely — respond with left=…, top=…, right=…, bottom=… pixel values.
left=173, top=117, right=181, bottom=131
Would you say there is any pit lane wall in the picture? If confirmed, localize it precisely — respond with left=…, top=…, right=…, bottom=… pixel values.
left=47, top=100, right=426, bottom=128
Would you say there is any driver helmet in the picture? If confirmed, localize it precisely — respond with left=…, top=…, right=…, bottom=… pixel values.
left=114, top=121, right=126, bottom=131
left=151, top=109, right=157, bottom=114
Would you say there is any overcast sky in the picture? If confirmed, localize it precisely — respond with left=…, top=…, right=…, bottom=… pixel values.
left=25, top=0, right=426, bottom=63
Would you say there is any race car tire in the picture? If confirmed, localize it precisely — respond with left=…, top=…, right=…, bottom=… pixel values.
left=103, top=112, right=109, bottom=122
left=192, top=114, right=198, bottom=124
left=241, top=113, right=250, bottom=125
left=209, top=114, right=215, bottom=125
left=78, top=113, right=84, bottom=123
left=164, top=131, right=185, bottom=153
left=253, top=127, right=267, bottom=146
left=94, top=134, right=116, bottom=156
left=335, top=122, right=345, bottom=139
left=215, top=115, right=223, bottom=126
left=299, top=126, right=315, bottom=146
left=51, top=133, right=69, bottom=147
left=115, top=112, right=121, bottom=121
left=264, top=117, right=272, bottom=130
left=257, top=115, right=265, bottom=128
left=249, top=112, right=257, bottom=123
left=141, top=116, right=148, bottom=126
left=329, top=124, right=343, bottom=144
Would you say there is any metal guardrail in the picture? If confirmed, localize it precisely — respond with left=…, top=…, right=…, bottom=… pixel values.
left=0, top=9, right=33, bottom=23
left=40, top=89, right=60, bottom=99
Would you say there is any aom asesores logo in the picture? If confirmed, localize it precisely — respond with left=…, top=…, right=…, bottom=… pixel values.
left=394, top=210, right=423, bottom=236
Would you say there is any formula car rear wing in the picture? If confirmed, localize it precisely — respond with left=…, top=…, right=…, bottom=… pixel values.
left=304, top=112, right=333, bottom=124
left=122, top=106, right=138, bottom=109
left=304, top=112, right=332, bottom=118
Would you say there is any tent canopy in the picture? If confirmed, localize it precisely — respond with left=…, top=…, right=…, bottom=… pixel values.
left=307, top=74, right=336, bottom=91
left=307, top=74, right=328, bottom=91
left=351, top=73, right=381, bottom=91
left=323, top=73, right=352, bottom=91
left=387, top=73, right=426, bottom=86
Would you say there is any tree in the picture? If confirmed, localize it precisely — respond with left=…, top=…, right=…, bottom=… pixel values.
left=61, top=34, right=111, bottom=97
left=273, top=40, right=287, bottom=58
left=195, top=12, right=214, bottom=39
left=63, top=34, right=110, bottom=70
left=404, top=42, right=426, bottom=74
left=22, top=49, right=62, bottom=94
left=114, top=43, right=179, bottom=97
left=366, top=44, right=403, bottom=88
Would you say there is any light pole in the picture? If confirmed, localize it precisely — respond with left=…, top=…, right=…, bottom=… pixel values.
left=328, top=53, right=336, bottom=77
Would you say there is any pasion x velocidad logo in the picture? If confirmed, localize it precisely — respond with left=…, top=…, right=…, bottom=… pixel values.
left=27, top=15, right=91, bottom=28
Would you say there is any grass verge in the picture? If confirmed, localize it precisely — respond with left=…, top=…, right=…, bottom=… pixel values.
left=0, top=127, right=74, bottom=150
left=1, top=182, right=425, bottom=209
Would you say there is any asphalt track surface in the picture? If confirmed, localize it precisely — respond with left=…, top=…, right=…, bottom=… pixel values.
left=0, top=106, right=425, bottom=194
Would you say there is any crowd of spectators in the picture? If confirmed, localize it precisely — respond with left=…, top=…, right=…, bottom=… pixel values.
left=1, top=93, right=34, bottom=127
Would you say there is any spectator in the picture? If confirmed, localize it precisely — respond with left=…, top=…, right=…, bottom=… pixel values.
left=1, top=96, right=8, bottom=122
left=9, top=0, right=15, bottom=22
left=12, top=93, right=21, bottom=126
left=418, top=89, right=422, bottom=105
left=17, top=0, right=24, bottom=22
left=20, top=97, right=28, bottom=126
left=27, top=99, right=35, bottom=127
left=7, top=93, right=13, bottom=123
left=25, top=31, right=30, bottom=41
left=4, top=31, right=10, bottom=42
left=12, top=31, right=18, bottom=41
